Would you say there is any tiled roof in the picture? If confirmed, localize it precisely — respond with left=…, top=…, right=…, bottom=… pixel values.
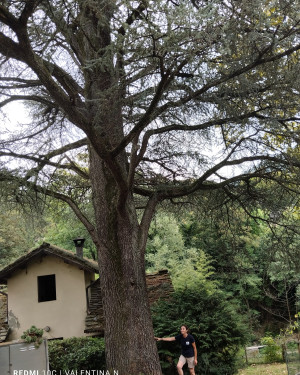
left=0, top=242, right=99, bottom=283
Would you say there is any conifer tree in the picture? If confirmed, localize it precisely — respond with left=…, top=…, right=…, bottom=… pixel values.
left=0, top=1, right=299, bottom=373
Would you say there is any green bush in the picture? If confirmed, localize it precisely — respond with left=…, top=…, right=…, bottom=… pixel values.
left=48, top=337, right=105, bottom=371
left=21, top=325, right=44, bottom=348
left=152, top=287, right=249, bottom=375
left=260, top=336, right=282, bottom=363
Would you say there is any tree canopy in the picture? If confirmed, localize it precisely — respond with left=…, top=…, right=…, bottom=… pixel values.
left=1, top=0, right=299, bottom=203
left=0, top=1, right=300, bottom=374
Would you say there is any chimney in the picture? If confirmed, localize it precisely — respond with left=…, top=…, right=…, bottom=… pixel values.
left=73, top=238, right=85, bottom=258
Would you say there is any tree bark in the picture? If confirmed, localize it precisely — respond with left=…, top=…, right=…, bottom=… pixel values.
left=77, top=4, right=163, bottom=369
left=89, top=148, right=162, bottom=374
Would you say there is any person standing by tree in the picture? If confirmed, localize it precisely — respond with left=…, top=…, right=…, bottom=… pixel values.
left=155, top=325, right=198, bottom=375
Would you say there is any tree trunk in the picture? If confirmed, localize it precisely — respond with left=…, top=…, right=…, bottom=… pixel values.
left=76, top=4, right=162, bottom=371
left=89, top=148, right=162, bottom=375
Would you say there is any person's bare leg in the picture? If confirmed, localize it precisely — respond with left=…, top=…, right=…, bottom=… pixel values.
left=189, top=367, right=195, bottom=375
left=177, top=361, right=184, bottom=375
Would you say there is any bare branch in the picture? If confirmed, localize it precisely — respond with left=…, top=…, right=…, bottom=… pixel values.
left=155, top=155, right=300, bottom=200
left=0, top=138, right=89, bottom=179
left=0, top=94, right=56, bottom=108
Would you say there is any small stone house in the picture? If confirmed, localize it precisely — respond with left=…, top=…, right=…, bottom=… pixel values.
left=0, top=242, right=173, bottom=342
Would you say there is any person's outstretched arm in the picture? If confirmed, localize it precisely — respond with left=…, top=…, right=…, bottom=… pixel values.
left=155, top=336, right=176, bottom=342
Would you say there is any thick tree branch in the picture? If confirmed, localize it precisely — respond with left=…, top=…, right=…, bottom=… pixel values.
left=112, top=41, right=300, bottom=158
left=0, top=94, right=56, bottom=108
left=32, top=182, right=97, bottom=243
left=112, top=58, right=192, bottom=157
left=0, top=4, right=19, bottom=29
left=138, top=194, right=160, bottom=261
left=117, top=1, right=147, bottom=36
left=153, top=154, right=300, bottom=200
left=0, top=170, right=96, bottom=242
left=0, top=32, right=26, bottom=60
left=0, top=77, right=42, bottom=89
left=19, top=0, right=41, bottom=26
left=0, top=14, right=87, bottom=127
left=132, top=109, right=267, bottom=171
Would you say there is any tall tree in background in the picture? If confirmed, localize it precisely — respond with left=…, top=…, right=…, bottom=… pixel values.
left=0, top=1, right=299, bottom=373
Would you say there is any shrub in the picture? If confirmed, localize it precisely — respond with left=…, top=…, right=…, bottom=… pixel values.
left=48, top=336, right=105, bottom=371
left=21, top=325, right=44, bottom=348
left=260, top=336, right=282, bottom=363
left=152, top=287, right=249, bottom=375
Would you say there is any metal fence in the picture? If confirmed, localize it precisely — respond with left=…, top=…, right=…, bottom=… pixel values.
left=285, top=342, right=300, bottom=375
left=244, top=345, right=267, bottom=365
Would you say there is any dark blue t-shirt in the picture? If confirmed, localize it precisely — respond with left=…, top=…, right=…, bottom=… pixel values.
left=175, top=333, right=195, bottom=358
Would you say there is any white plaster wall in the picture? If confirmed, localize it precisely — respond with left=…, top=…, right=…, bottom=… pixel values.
left=7, top=256, right=89, bottom=340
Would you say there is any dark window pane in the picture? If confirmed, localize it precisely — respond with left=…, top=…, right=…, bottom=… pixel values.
left=38, top=274, right=56, bottom=302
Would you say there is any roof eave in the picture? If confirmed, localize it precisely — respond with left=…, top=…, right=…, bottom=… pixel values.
left=0, top=243, right=99, bottom=281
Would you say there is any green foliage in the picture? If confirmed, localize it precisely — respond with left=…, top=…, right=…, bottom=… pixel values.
left=152, top=287, right=249, bottom=375
left=260, top=336, right=282, bottom=363
left=146, top=212, right=218, bottom=293
left=0, top=210, right=44, bottom=269
left=172, top=249, right=218, bottom=293
left=279, top=313, right=300, bottom=344
left=21, top=325, right=44, bottom=348
left=179, top=208, right=300, bottom=331
left=43, top=204, right=97, bottom=260
left=180, top=211, right=265, bottom=300
left=48, top=337, right=105, bottom=371
left=296, top=288, right=300, bottom=311
left=146, top=212, right=188, bottom=272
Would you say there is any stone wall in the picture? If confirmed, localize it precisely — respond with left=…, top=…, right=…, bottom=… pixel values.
left=0, top=292, right=7, bottom=326
left=146, top=270, right=174, bottom=305
left=85, top=270, right=173, bottom=334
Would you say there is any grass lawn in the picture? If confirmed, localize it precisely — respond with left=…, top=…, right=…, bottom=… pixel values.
left=238, top=363, right=288, bottom=375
